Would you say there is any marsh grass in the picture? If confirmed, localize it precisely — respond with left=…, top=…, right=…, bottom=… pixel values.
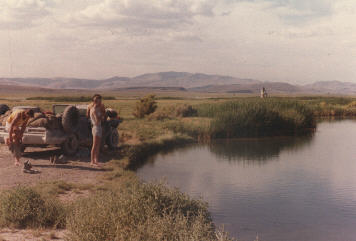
left=196, top=98, right=316, bottom=138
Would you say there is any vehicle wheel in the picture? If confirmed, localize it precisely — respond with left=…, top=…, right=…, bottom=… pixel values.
left=62, top=106, right=79, bottom=133
left=0, top=104, right=9, bottom=115
left=62, top=134, right=79, bottom=156
left=106, top=129, right=119, bottom=149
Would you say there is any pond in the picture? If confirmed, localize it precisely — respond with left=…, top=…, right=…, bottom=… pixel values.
left=137, top=120, right=356, bottom=241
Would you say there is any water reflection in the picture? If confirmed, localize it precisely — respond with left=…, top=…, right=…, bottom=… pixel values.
left=137, top=120, right=356, bottom=241
left=210, top=135, right=314, bottom=164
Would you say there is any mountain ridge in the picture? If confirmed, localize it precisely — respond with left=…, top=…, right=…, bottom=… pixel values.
left=0, top=71, right=355, bottom=95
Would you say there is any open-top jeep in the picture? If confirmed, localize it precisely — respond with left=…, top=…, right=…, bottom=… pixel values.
left=0, top=104, right=121, bottom=155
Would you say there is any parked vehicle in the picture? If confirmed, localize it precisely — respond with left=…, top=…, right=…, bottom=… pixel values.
left=0, top=104, right=121, bottom=155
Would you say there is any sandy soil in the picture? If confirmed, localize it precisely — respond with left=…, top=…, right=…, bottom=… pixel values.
left=0, top=228, right=67, bottom=241
left=0, top=145, right=114, bottom=240
left=0, top=145, right=109, bottom=190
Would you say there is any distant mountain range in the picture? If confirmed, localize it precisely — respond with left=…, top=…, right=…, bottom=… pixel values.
left=0, top=72, right=355, bottom=95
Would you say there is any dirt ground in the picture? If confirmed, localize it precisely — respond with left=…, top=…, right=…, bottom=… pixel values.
left=0, top=145, right=109, bottom=190
left=0, top=144, right=114, bottom=240
left=0, top=228, right=66, bottom=241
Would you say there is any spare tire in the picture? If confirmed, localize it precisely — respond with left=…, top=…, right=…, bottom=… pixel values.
left=0, top=104, right=10, bottom=115
left=106, top=129, right=119, bottom=149
left=62, top=134, right=79, bottom=156
left=28, top=118, right=49, bottom=128
left=62, top=106, right=79, bottom=133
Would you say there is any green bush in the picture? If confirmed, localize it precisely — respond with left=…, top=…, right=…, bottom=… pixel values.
left=133, top=95, right=157, bottom=118
left=0, top=187, right=66, bottom=228
left=67, top=182, right=227, bottom=241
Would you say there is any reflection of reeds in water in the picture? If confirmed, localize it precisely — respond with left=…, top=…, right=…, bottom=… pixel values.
left=209, top=134, right=314, bottom=164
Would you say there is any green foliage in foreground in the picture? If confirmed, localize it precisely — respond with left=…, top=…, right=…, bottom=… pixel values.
left=197, top=98, right=316, bottom=138
left=0, top=187, right=66, bottom=229
left=67, top=182, right=226, bottom=241
left=26, top=96, right=116, bottom=102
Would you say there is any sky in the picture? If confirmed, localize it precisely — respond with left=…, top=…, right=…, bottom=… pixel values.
left=0, top=0, right=355, bottom=84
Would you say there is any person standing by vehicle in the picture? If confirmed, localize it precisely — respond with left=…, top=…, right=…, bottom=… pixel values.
left=87, top=94, right=106, bottom=167
left=5, top=109, right=34, bottom=166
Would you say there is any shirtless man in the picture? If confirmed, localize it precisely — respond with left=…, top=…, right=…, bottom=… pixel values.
left=5, top=109, right=34, bottom=166
left=87, top=94, right=106, bottom=167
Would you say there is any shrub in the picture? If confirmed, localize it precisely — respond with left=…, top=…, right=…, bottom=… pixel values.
left=0, top=187, right=66, bottom=228
left=66, top=182, right=225, bottom=241
left=148, top=104, right=197, bottom=120
left=133, top=95, right=157, bottom=118
left=175, top=104, right=197, bottom=117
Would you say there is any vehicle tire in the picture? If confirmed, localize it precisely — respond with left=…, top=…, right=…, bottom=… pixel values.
left=62, top=134, right=79, bottom=156
left=62, top=106, right=79, bottom=133
left=106, top=129, right=119, bottom=149
left=0, top=104, right=10, bottom=115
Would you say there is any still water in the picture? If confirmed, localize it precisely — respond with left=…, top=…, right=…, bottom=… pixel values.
left=137, top=120, right=356, bottom=241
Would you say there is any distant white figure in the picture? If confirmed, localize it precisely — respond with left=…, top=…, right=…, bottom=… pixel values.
left=260, top=87, right=268, bottom=98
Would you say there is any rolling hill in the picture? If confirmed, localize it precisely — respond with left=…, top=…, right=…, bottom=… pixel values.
left=0, top=72, right=355, bottom=95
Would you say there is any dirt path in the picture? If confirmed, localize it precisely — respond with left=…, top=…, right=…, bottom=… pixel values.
left=0, top=145, right=109, bottom=190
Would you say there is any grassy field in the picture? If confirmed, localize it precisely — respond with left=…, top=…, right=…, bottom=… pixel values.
left=0, top=94, right=356, bottom=240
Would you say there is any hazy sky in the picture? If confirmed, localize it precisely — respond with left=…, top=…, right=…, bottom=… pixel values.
left=0, top=0, right=355, bottom=84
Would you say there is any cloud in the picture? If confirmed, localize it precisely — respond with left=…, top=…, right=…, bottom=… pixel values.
left=0, top=0, right=50, bottom=29
left=228, top=0, right=334, bottom=24
left=0, top=0, right=355, bottom=83
left=66, top=0, right=217, bottom=34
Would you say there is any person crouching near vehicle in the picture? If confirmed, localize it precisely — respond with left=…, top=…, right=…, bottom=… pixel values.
left=5, top=109, right=34, bottom=166
left=87, top=94, right=106, bottom=167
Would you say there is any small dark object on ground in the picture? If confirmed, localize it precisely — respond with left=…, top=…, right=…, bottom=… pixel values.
left=50, top=155, right=67, bottom=165
left=23, top=160, right=40, bottom=174
left=23, top=160, right=32, bottom=170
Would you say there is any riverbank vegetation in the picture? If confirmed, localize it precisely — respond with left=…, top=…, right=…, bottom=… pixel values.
left=0, top=175, right=232, bottom=241
left=0, top=94, right=355, bottom=240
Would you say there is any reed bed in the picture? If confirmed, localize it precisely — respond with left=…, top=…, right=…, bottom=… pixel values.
left=196, top=98, right=316, bottom=138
